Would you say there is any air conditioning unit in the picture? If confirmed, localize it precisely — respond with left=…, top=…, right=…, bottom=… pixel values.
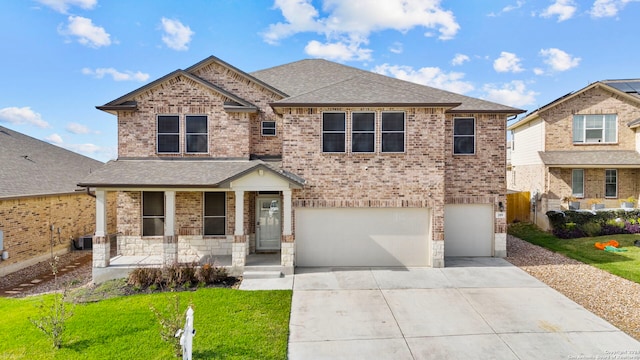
left=76, top=235, right=93, bottom=250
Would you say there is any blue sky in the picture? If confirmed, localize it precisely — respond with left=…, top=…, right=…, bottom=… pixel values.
left=0, top=0, right=638, bottom=162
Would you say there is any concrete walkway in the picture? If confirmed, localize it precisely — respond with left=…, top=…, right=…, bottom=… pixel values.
left=262, top=258, right=640, bottom=360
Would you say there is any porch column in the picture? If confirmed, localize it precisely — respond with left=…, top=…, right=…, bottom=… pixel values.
left=163, top=191, right=178, bottom=265
left=93, top=190, right=110, bottom=268
left=281, top=189, right=294, bottom=274
left=232, top=190, right=247, bottom=274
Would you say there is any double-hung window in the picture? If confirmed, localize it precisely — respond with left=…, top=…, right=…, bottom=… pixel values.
left=572, top=169, right=584, bottom=198
left=381, top=112, right=405, bottom=153
left=605, top=169, right=617, bottom=198
left=262, top=121, right=276, bottom=136
left=185, top=115, right=208, bottom=153
left=454, top=118, right=475, bottom=155
left=322, top=112, right=346, bottom=152
left=142, top=192, right=164, bottom=236
left=351, top=112, right=375, bottom=153
left=573, top=114, right=617, bottom=143
left=157, top=116, right=180, bottom=153
left=204, top=192, right=226, bottom=235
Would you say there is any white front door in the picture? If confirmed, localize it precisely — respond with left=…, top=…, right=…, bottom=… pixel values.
left=256, top=197, right=281, bottom=251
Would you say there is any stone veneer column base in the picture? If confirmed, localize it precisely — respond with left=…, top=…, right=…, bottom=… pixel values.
left=281, top=240, right=295, bottom=275
left=231, top=235, right=248, bottom=276
left=163, top=235, right=178, bottom=266
left=92, top=235, right=110, bottom=268
left=432, top=240, right=444, bottom=268
left=494, top=233, right=507, bottom=257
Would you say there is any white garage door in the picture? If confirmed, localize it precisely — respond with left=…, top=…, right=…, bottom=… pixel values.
left=444, top=204, right=493, bottom=257
left=295, top=208, right=430, bottom=267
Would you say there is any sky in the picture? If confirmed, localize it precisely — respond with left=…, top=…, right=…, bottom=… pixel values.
left=0, top=0, right=638, bottom=162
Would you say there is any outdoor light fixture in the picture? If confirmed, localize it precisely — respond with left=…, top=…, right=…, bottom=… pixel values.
left=498, top=201, right=504, bottom=212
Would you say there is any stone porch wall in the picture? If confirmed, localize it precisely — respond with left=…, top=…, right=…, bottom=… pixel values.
left=118, top=235, right=233, bottom=259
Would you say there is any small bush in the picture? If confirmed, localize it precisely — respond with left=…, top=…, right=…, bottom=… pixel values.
left=196, top=262, right=228, bottom=284
left=579, top=222, right=601, bottom=237
left=128, top=267, right=163, bottom=288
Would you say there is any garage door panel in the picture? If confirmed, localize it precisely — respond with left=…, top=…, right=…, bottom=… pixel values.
left=295, top=208, right=430, bottom=267
left=444, top=204, right=493, bottom=257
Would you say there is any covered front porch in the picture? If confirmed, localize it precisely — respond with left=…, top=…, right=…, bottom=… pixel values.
left=80, top=159, right=304, bottom=283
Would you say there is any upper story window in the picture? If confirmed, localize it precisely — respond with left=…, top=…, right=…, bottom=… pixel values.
left=573, top=114, right=617, bottom=144
left=352, top=112, right=375, bottom=153
left=142, top=191, right=164, bottom=236
left=185, top=115, right=208, bottom=153
left=262, top=121, right=276, bottom=136
left=204, top=192, right=226, bottom=236
left=157, top=116, right=179, bottom=153
left=322, top=112, right=346, bottom=153
left=381, top=112, right=405, bottom=153
left=454, top=117, right=475, bottom=155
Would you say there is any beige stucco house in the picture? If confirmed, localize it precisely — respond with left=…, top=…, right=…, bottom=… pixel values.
left=80, top=55, right=524, bottom=280
left=508, top=79, right=640, bottom=230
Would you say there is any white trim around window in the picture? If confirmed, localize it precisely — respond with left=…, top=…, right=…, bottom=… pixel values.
left=572, top=114, right=617, bottom=144
left=572, top=169, right=584, bottom=198
left=605, top=169, right=617, bottom=198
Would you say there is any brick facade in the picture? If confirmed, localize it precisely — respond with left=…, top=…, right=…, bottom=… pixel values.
left=0, top=192, right=116, bottom=275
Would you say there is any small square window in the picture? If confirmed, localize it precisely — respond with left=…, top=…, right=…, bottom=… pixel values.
left=262, top=121, right=276, bottom=136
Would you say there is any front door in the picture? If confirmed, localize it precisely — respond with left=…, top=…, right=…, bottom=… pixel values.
left=256, top=197, right=281, bottom=251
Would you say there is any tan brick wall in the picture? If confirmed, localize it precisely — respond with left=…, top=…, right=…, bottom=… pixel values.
left=0, top=193, right=105, bottom=273
left=543, top=87, right=640, bottom=151
left=549, top=167, right=639, bottom=207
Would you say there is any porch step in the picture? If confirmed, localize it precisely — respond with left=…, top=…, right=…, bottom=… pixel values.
left=242, top=270, right=283, bottom=279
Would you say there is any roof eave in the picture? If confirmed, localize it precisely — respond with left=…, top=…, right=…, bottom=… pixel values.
left=447, top=109, right=526, bottom=115
left=270, top=102, right=462, bottom=113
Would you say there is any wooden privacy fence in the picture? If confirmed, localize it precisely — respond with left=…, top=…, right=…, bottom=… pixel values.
left=506, top=191, right=530, bottom=223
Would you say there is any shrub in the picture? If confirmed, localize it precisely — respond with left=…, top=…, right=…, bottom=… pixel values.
left=579, top=222, right=601, bottom=237
left=128, top=267, right=163, bottom=288
left=196, top=262, right=228, bottom=284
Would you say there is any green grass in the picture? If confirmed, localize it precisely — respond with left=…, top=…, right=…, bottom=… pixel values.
left=509, top=222, right=640, bottom=284
left=0, top=288, right=291, bottom=359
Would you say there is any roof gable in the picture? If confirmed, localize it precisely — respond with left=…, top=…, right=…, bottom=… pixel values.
left=97, top=70, right=258, bottom=114
left=0, top=125, right=103, bottom=198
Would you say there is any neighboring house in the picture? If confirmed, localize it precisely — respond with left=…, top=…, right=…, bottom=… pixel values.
left=508, top=79, right=640, bottom=230
left=0, top=125, right=112, bottom=276
left=80, top=55, right=523, bottom=279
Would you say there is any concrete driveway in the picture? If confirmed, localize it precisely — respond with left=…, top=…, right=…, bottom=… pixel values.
left=287, top=258, right=640, bottom=360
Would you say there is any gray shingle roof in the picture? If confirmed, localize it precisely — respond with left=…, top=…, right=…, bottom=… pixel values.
left=0, top=125, right=104, bottom=198
left=78, top=159, right=304, bottom=188
left=251, top=59, right=524, bottom=113
left=538, top=150, right=640, bottom=167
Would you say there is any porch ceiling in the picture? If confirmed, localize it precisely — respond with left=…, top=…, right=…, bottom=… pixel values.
left=78, top=159, right=304, bottom=189
left=538, top=150, right=640, bottom=168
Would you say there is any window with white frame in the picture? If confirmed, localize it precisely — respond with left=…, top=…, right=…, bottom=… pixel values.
left=381, top=112, right=405, bottom=153
left=322, top=112, right=346, bottom=152
left=454, top=117, right=475, bottom=155
left=572, top=169, right=584, bottom=198
left=185, top=115, right=208, bottom=153
left=605, top=169, right=617, bottom=198
left=157, top=115, right=180, bottom=153
left=572, top=114, right=617, bottom=143
left=261, top=121, right=276, bottom=136
left=142, top=192, right=164, bottom=236
left=351, top=112, right=375, bottom=153
left=204, top=192, right=226, bottom=235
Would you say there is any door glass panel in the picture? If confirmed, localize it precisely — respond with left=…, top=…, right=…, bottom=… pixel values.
left=258, top=199, right=281, bottom=250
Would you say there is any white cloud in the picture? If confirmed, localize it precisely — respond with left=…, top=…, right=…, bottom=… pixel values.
left=590, top=0, right=640, bottom=17
left=533, top=67, right=545, bottom=75
left=389, top=42, right=403, bottom=54
left=451, top=53, right=470, bottom=66
left=45, top=133, right=64, bottom=144
left=82, top=67, right=149, bottom=82
left=305, top=40, right=373, bottom=62
left=59, top=16, right=111, bottom=48
left=493, top=52, right=524, bottom=73
left=35, top=0, right=96, bottom=14
left=373, top=63, right=474, bottom=94
left=65, top=122, right=100, bottom=135
left=489, top=0, right=525, bottom=16
left=0, top=107, right=50, bottom=128
left=160, top=18, right=194, bottom=51
left=482, top=80, right=538, bottom=107
left=539, top=48, right=581, bottom=71
left=264, top=0, right=460, bottom=61
left=540, top=0, right=577, bottom=22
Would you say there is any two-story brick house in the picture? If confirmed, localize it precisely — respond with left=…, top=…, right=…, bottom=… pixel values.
left=508, top=79, right=640, bottom=230
left=80, top=55, right=523, bottom=279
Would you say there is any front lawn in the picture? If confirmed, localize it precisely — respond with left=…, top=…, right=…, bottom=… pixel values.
left=0, top=288, right=291, bottom=359
left=509, top=222, right=640, bottom=284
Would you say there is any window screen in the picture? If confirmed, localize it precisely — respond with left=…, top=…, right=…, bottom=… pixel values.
left=381, top=112, right=405, bottom=153
left=157, top=116, right=179, bottom=153
left=454, top=118, right=475, bottom=155
left=185, top=115, right=207, bottom=153
left=352, top=112, right=375, bottom=152
left=204, top=192, right=226, bottom=235
left=142, top=192, right=164, bottom=236
left=322, top=112, right=346, bottom=152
